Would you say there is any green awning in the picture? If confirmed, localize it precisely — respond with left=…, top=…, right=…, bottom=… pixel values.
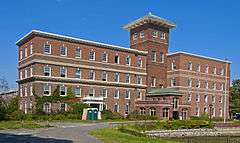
left=148, top=88, right=184, bottom=96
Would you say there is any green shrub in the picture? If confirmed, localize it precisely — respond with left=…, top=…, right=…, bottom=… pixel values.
left=126, top=111, right=159, bottom=121
left=67, top=103, right=89, bottom=115
left=101, top=110, right=124, bottom=120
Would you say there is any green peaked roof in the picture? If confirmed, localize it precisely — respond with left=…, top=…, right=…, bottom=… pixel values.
left=148, top=88, right=183, bottom=96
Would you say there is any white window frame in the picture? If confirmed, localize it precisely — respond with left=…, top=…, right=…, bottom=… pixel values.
left=20, top=86, right=23, bottom=97
left=188, top=62, right=192, bottom=70
left=137, top=57, right=143, bottom=67
left=152, top=51, right=157, bottom=62
left=204, top=95, right=208, bottom=103
left=140, top=31, right=144, bottom=38
left=43, top=84, right=51, bottom=96
left=25, top=47, right=28, bottom=58
left=89, top=88, right=95, bottom=97
left=101, top=71, right=108, bottom=81
left=114, top=73, right=120, bottom=82
left=60, top=45, right=67, bottom=56
left=30, top=84, right=33, bottom=96
left=137, top=76, right=142, bottom=85
left=101, top=52, right=108, bottom=62
left=160, top=52, right=164, bottom=63
left=160, top=32, right=166, bottom=40
left=89, top=70, right=95, bottom=80
left=25, top=68, right=28, bottom=78
left=30, top=44, right=33, bottom=55
left=172, top=60, right=177, bottom=70
left=24, top=86, right=28, bottom=97
left=205, top=64, right=209, bottom=73
left=133, top=33, right=138, bottom=40
left=89, top=50, right=95, bottom=61
left=114, top=103, right=119, bottom=112
left=187, top=79, right=192, bottom=87
left=30, top=66, right=33, bottom=77
left=126, top=56, right=131, bottom=66
left=114, top=90, right=119, bottom=99
left=43, top=65, right=51, bottom=77
left=101, top=88, right=108, bottom=98
left=114, top=55, right=120, bottom=64
left=151, top=77, right=156, bottom=87
left=60, top=85, right=67, bottom=97
left=44, top=43, right=51, bottom=54
left=75, top=87, right=81, bottom=97
left=75, top=68, right=81, bottom=79
left=60, top=67, right=67, bottom=78
left=125, top=74, right=130, bottom=84
left=171, top=78, right=176, bottom=87
left=20, top=51, right=23, bottom=60
left=43, top=102, right=51, bottom=113
left=196, top=64, right=201, bottom=72
left=125, top=90, right=130, bottom=99
left=213, top=67, right=217, bottom=74
left=75, top=47, right=81, bottom=58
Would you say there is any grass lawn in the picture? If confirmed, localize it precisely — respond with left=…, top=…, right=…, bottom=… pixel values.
left=0, top=121, right=50, bottom=130
left=90, top=128, right=180, bottom=143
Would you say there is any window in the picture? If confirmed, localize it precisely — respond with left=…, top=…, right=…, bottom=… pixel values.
left=60, top=85, right=67, bottom=96
left=125, top=74, right=130, bottom=83
left=205, top=81, right=209, bottom=89
left=114, top=104, right=119, bottom=112
left=30, top=44, right=33, bottom=55
left=60, top=46, right=67, bottom=56
left=19, top=70, right=22, bottom=80
left=75, top=68, right=81, bottom=78
left=187, top=62, right=192, bottom=70
left=151, top=51, right=157, bottom=62
left=149, top=107, right=156, bottom=116
left=20, top=86, right=23, bottom=97
left=25, top=48, right=28, bottom=58
left=75, top=87, right=81, bottom=97
left=151, top=31, right=158, bottom=38
left=172, top=60, right=177, bottom=70
left=30, top=66, right=33, bottom=77
left=163, top=108, right=169, bottom=119
left=213, top=83, right=216, bottom=90
left=196, top=64, right=201, bottom=72
left=196, top=80, right=201, bottom=88
left=43, top=102, right=51, bottom=113
left=219, top=96, right=223, bottom=103
left=151, top=77, right=156, bottom=87
left=125, top=56, right=131, bottom=65
left=125, top=104, right=129, bottom=115
left=212, top=95, right=216, bottom=103
left=101, top=88, right=107, bottom=98
left=173, top=98, right=179, bottom=109
left=114, top=90, right=119, bottom=99
left=140, top=107, right=146, bottom=115
left=205, top=65, right=209, bottom=73
left=125, top=90, right=130, bottom=99
left=204, top=107, right=207, bottom=114
left=89, top=70, right=95, bottom=80
left=60, top=103, right=67, bottom=112
left=43, top=84, right=51, bottom=96
left=114, top=55, right=119, bottom=64
left=221, top=83, right=224, bottom=91
left=30, top=85, right=33, bottom=96
left=137, top=90, right=142, bottom=99
left=101, top=71, right=107, bottom=81
left=137, top=57, right=142, bottom=67
left=140, top=31, right=144, bottom=38
left=187, top=93, right=192, bottom=102
left=60, top=67, right=67, bottom=77
left=219, top=108, right=222, bottom=117
left=25, top=86, right=28, bottom=97
left=101, top=52, right=108, bottom=62
left=25, top=68, right=28, bottom=78
left=187, top=79, right=192, bottom=87
left=44, top=43, right=51, bottom=54
left=20, top=51, right=23, bottom=60
left=136, top=76, right=142, bottom=84
left=196, top=94, right=200, bottom=102
left=195, top=107, right=200, bottom=116
left=204, top=95, right=208, bottom=103
left=220, top=68, right=224, bottom=76
left=43, top=65, right=51, bottom=76
left=89, top=88, right=95, bottom=97
left=160, top=52, right=164, bottom=63
left=160, top=32, right=166, bottom=39
left=89, top=50, right=95, bottom=60
left=171, top=78, right=176, bottom=87
left=114, top=73, right=120, bottom=82
left=133, top=33, right=137, bottom=40
left=213, top=67, right=217, bottom=74
left=75, top=48, right=81, bottom=58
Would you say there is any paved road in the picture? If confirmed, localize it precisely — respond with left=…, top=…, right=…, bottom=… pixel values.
left=0, top=122, right=110, bottom=143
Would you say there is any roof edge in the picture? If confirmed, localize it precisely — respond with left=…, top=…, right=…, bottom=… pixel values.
left=167, top=51, right=232, bottom=64
left=16, top=30, right=148, bottom=55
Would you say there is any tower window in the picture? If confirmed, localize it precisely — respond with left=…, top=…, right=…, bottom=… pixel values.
left=160, top=52, right=164, bottom=63
left=151, top=51, right=157, bottom=62
left=160, top=32, right=166, bottom=39
left=152, top=31, right=158, bottom=38
left=140, top=31, right=144, bottom=38
left=133, top=33, right=137, bottom=40
left=137, top=57, right=143, bottom=67
left=115, top=55, right=119, bottom=64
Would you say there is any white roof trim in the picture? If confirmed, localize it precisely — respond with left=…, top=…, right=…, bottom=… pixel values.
left=167, top=51, right=231, bottom=64
left=16, top=30, right=148, bottom=55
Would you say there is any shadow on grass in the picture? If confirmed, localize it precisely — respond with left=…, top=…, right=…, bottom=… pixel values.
left=0, top=133, right=73, bottom=143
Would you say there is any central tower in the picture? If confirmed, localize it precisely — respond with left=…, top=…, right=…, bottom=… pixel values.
left=124, top=13, right=176, bottom=90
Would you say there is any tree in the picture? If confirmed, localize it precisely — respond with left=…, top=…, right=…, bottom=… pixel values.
left=0, top=77, right=10, bottom=93
left=230, top=80, right=240, bottom=115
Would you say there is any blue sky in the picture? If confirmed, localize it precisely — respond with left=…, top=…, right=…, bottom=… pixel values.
left=0, top=0, right=239, bottom=89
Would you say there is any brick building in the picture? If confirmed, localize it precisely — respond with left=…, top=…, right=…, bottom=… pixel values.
left=16, top=13, right=231, bottom=119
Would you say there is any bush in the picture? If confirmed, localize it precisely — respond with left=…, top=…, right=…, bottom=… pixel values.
left=126, top=111, right=159, bottom=121
left=190, top=114, right=209, bottom=121
left=67, top=103, right=89, bottom=115
left=101, top=110, right=124, bottom=120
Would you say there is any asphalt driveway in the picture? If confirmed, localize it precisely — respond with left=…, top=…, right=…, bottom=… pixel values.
left=0, top=122, right=110, bottom=143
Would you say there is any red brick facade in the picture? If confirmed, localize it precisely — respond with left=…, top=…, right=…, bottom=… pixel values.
left=16, top=13, right=231, bottom=119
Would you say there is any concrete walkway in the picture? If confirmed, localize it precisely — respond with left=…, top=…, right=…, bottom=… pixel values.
left=0, top=122, right=110, bottom=143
